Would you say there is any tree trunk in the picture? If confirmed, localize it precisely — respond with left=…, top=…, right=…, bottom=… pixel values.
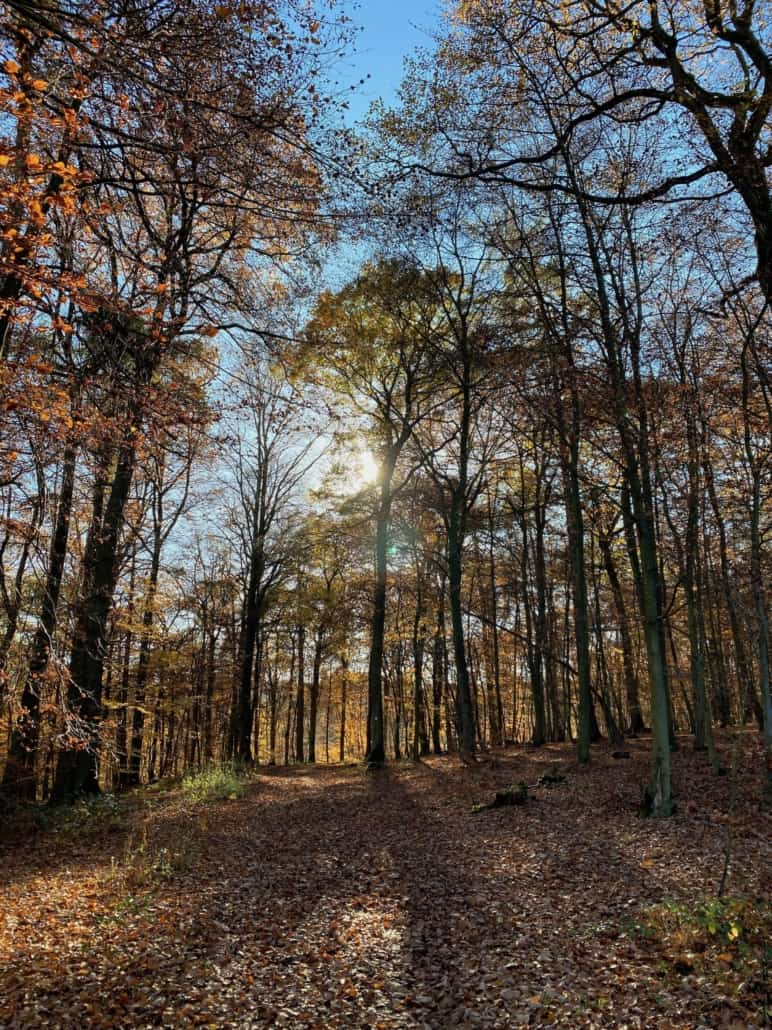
left=431, top=576, right=446, bottom=754
left=308, top=626, right=323, bottom=763
left=365, top=491, right=390, bottom=767
left=598, top=527, right=645, bottom=734
left=4, top=445, right=76, bottom=798
left=53, top=437, right=137, bottom=800
left=339, top=655, right=348, bottom=763
left=448, top=507, right=475, bottom=753
left=295, top=622, right=305, bottom=763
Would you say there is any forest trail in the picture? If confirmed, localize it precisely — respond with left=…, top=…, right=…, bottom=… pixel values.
left=1, top=738, right=769, bottom=1029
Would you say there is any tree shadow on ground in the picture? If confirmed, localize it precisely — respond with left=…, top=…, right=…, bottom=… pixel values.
left=0, top=742, right=767, bottom=1028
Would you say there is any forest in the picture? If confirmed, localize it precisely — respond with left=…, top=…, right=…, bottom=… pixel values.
left=0, top=0, right=769, bottom=1026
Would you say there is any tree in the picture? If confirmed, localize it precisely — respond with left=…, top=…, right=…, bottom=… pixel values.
left=302, top=259, right=439, bottom=767
left=408, top=0, right=772, bottom=301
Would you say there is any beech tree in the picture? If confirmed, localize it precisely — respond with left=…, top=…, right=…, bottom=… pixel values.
left=302, top=260, right=439, bottom=767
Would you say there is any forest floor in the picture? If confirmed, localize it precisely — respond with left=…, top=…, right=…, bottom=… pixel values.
left=0, top=734, right=770, bottom=1029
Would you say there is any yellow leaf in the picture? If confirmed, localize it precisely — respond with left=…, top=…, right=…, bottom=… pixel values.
left=4, top=59, right=20, bottom=75
left=641, top=859, right=655, bottom=869
left=32, top=79, right=47, bottom=91
left=0, top=155, right=11, bottom=167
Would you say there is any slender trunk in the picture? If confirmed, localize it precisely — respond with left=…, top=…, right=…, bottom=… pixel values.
left=366, top=487, right=390, bottom=766
left=684, top=417, right=715, bottom=757
left=702, top=441, right=761, bottom=724
left=339, top=654, right=348, bottom=763
left=565, top=454, right=593, bottom=761
left=121, top=528, right=162, bottom=787
left=53, top=436, right=137, bottom=800
left=412, top=574, right=429, bottom=758
left=431, top=576, right=446, bottom=754
left=529, top=505, right=548, bottom=747
left=295, top=623, right=305, bottom=763
left=308, top=626, right=323, bottom=763
left=4, top=445, right=76, bottom=798
left=236, top=553, right=263, bottom=764
left=203, top=624, right=217, bottom=764
left=324, top=664, right=332, bottom=764
left=115, top=554, right=135, bottom=777
left=633, top=466, right=673, bottom=816
left=598, top=527, right=645, bottom=734
left=486, top=492, right=504, bottom=744
left=268, top=637, right=278, bottom=765
left=448, top=508, right=475, bottom=753
left=741, top=343, right=771, bottom=793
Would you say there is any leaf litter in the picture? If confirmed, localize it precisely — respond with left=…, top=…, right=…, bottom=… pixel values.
left=0, top=734, right=769, bottom=1028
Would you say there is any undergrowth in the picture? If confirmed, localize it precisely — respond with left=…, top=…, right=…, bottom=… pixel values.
left=633, top=895, right=771, bottom=1020
left=0, top=791, right=126, bottom=839
left=181, top=763, right=247, bottom=803
left=112, top=822, right=198, bottom=891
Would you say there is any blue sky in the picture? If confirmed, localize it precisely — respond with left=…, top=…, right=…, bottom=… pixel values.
left=338, top=0, right=443, bottom=121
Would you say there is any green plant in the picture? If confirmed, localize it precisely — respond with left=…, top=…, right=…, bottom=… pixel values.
left=632, top=895, right=771, bottom=1018
left=96, top=891, right=156, bottom=927
left=1, top=791, right=128, bottom=838
left=114, top=823, right=197, bottom=890
left=181, top=764, right=247, bottom=803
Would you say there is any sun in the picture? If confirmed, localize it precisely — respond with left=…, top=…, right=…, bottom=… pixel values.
left=356, top=448, right=379, bottom=486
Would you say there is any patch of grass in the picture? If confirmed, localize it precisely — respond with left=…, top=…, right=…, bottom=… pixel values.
left=181, top=763, right=247, bottom=803
left=96, top=891, right=156, bottom=927
left=111, top=822, right=198, bottom=891
left=633, top=895, right=771, bottom=1019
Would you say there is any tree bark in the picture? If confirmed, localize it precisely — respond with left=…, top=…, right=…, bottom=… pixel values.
left=4, top=445, right=76, bottom=798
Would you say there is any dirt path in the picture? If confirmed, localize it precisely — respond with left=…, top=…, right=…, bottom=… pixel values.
left=0, top=739, right=769, bottom=1028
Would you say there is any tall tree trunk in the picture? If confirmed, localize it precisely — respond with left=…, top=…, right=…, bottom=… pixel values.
left=741, top=342, right=771, bottom=794
left=203, top=622, right=217, bottom=764
left=412, top=573, right=429, bottom=758
left=235, top=550, right=263, bottom=763
left=339, top=654, right=348, bottom=763
left=684, top=414, right=715, bottom=757
left=268, top=636, right=278, bottom=765
left=295, top=622, right=305, bottom=763
left=565, top=434, right=593, bottom=762
left=4, top=445, right=76, bottom=798
left=631, top=462, right=673, bottom=816
left=308, top=626, right=323, bottom=763
left=701, top=440, right=761, bottom=725
left=448, top=507, right=475, bottom=753
left=115, top=553, right=135, bottom=778
left=485, top=492, right=504, bottom=745
left=431, top=575, right=446, bottom=754
left=53, top=436, right=137, bottom=800
left=366, top=489, right=390, bottom=767
left=598, top=526, right=645, bottom=734
left=121, top=525, right=162, bottom=788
